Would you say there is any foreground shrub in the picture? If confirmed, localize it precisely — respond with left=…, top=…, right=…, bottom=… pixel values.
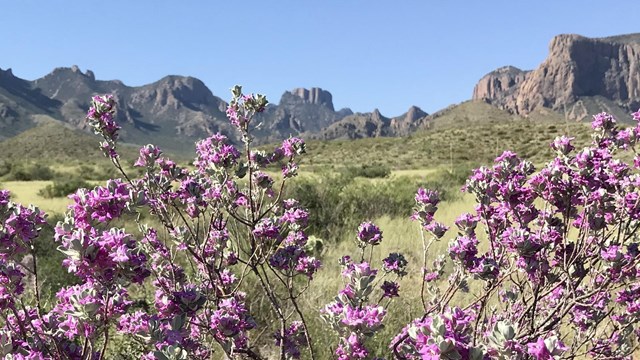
left=1, top=88, right=640, bottom=359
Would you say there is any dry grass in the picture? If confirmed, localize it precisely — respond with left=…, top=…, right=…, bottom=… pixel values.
left=3, top=181, right=71, bottom=214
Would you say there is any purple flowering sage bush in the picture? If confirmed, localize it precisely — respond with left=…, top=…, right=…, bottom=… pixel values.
left=1, top=86, right=640, bottom=359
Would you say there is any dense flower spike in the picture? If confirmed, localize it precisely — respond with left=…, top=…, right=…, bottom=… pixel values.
left=86, top=94, right=120, bottom=158
left=4, top=89, right=640, bottom=360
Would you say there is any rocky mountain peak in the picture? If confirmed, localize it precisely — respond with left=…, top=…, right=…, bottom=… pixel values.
left=0, top=68, right=14, bottom=78
left=371, top=108, right=383, bottom=120
left=473, top=33, right=640, bottom=120
left=132, top=75, right=224, bottom=111
left=404, top=106, right=427, bottom=122
left=46, top=66, right=96, bottom=81
left=288, top=87, right=334, bottom=110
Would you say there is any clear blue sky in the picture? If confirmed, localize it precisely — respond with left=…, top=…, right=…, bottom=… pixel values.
left=2, top=1, right=639, bottom=116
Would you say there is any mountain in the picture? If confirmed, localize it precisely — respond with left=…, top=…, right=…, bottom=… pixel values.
left=0, top=68, right=62, bottom=140
left=1, top=66, right=429, bottom=153
left=473, top=33, right=640, bottom=121
left=5, top=32, right=640, bottom=157
left=315, top=105, right=429, bottom=140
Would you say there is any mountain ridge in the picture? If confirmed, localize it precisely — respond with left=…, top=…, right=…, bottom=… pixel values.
left=3, top=32, right=640, bottom=154
left=0, top=65, right=431, bottom=152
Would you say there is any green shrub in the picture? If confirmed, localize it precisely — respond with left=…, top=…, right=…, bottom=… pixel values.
left=77, top=164, right=121, bottom=180
left=4, top=162, right=56, bottom=181
left=286, top=166, right=471, bottom=241
left=38, top=177, right=92, bottom=198
left=0, top=160, right=12, bottom=178
left=340, top=163, right=391, bottom=178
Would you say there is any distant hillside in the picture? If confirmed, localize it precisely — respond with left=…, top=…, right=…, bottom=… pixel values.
left=303, top=101, right=593, bottom=170
left=0, top=120, right=138, bottom=163
left=0, top=101, right=597, bottom=172
left=473, top=33, right=640, bottom=121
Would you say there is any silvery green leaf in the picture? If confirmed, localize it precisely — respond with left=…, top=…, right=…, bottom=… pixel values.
left=430, top=316, right=446, bottom=336
left=236, top=162, right=248, bottom=178
left=439, top=339, right=455, bottom=353
left=497, top=321, right=515, bottom=340
left=153, top=351, right=170, bottom=360
left=171, top=314, right=186, bottom=331
left=407, top=325, right=419, bottom=339
left=469, top=347, right=485, bottom=360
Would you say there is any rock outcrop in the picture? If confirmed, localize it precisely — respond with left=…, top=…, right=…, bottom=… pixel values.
left=473, top=33, right=640, bottom=120
left=253, top=88, right=352, bottom=142
left=472, top=66, right=529, bottom=113
left=290, top=87, right=334, bottom=110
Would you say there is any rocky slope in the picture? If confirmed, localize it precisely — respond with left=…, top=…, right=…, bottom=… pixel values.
left=473, top=33, right=640, bottom=121
left=316, top=105, right=429, bottom=139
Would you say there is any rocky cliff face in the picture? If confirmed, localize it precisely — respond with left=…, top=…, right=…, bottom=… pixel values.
left=472, top=66, right=529, bottom=113
left=253, top=87, right=353, bottom=142
left=473, top=33, right=640, bottom=120
left=290, top=87, right=334, bottom=110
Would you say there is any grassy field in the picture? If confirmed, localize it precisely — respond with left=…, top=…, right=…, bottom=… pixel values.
left=3, top=180, right=72, bottom=214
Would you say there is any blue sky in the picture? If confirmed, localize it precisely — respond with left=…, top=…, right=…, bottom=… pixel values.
left=2, top=1, right=639, bottom=116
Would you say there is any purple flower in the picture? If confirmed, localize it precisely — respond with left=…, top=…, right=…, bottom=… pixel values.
left=194, top=133, right=240, bottom=171
left=341, top=305, right=386, bottom=331
left=0, top=190, right=10, bottom=208
left=527, top=337, right=567, bottom=359
left=274, top=321, right=307, bottom=359
left=281, top=137, right=306, bottom=157
left=551, top=135, right=575, bottom=155
left=336, top=333, right=368, bottom=360
left=381, top=281, right=399, bottom=298
left=210, top=293, right=255, bottom=350
left=282, top=162, right=299, bottom=178
left=295, top=255, right=321, bottom=279
left=448, top=235, right=478, bottom=268
left=382, top=253, right=408, bottom=276
left=601, top=245, right=622, bottom=262
left=454, top=213, right=478, bottom=234
left=357, top=222, right=383, bottom=246
left=415, top=188, right=439, bottom=206
left=252, top=218, right=280, bottom=240
left=592, top=112, right=616, bottom=131
left=413, top=188, right=440, bottom=223
left=134, top=144, right=162, bottom=167
left=425, top=221, right=448, bottom=239
left=280, top=207, right=309, bottom=228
